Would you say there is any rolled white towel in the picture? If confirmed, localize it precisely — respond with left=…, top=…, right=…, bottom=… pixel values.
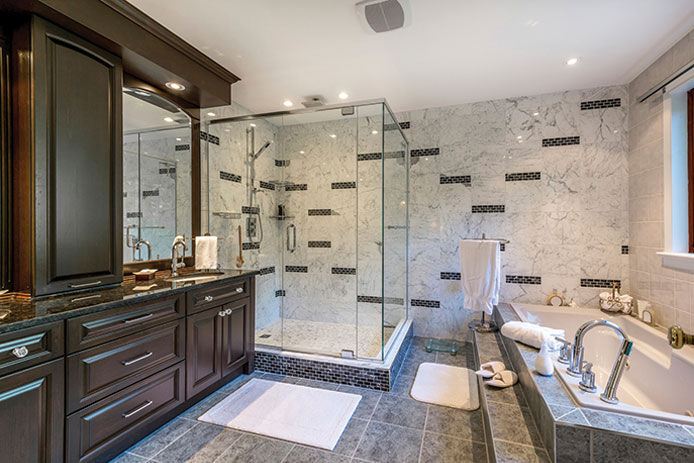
left=500, top=321, right=564, bottom=350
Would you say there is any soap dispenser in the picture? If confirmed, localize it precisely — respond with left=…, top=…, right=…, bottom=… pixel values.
left=534, top=336, right=554, bottom=376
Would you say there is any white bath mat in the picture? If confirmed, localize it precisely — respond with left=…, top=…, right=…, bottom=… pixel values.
left=411, top=362, right=480, bottom=410
left=198, top=378, right=361, bottom=450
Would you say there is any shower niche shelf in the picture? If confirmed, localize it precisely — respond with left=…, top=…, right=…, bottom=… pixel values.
left=212, top=211, right=242, bottom=219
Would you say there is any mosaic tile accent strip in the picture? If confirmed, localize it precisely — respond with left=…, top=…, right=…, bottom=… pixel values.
left=506, top=275, right=542, bottom=285
left=505, top=172, right=541, bottom=181
left=411, top=299, right=440, bottom=308
left=159, top=167, right=176, bottom=174
left=357, top=295, right=406, bottom=305
left=255, top=350, right=391, bottom=391
left=241, top=206, right=260, bottom=214
left=580, top=278, right=621, bottom=288
left=242, top=242, right=260, bottom=250
left=142, top=189, right=159, bottom=198
left=285, top=183, right=307, bottom=191
left=308, top=209, right=332, bottom=216
left=580, top=98, right=621, bottom=110
left=331, top=181, right=356, bottom=189
left=500, top=243, right=505, bottom=252
left=400, top=121, right=410, bottom=129
left=357, top=152, right=382, bottom=161
left=285, top=266, right=308, bottom=273
left=440, top=272, right=461, bottom=280
left=259, top=181, right=276, bottom=190
left=472, top=205, right=505, bottom=213
left=126, top=212, right=142, bottom=218
left=200, top=131, right=220, bottom=145
left=174, top=144, right=190, bottom=151
left=275, top=290, right=286, bottom=297
left=275, top=159, right=290, bottom=167
left=258, top=266, right=275, bottom=276
left=410, top=147, right=440, bottom=157
left=542, top=136, right=580, bottom=147
left=220, top=171, right=242, bottom=182
left=440, top=175, right=471, bottom=185
left=621, top=245, right=629, bottom=255
left=332, top=267, right=356, bottom=275
left=384, top=121, right=410, bottom=131
left=308, top=240, right=331, bottom=248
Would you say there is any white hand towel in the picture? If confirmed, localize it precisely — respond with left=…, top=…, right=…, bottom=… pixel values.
left=195, top=236, right=218, bottom=270
left=500, top=321, right=565, bottom=350
left=459, top=240, right=500, bottom=315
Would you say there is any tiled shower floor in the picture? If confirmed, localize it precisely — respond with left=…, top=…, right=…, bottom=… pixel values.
left=255, top=319, right=395, bottom=359
left=111, top=337, right=488, bottom=463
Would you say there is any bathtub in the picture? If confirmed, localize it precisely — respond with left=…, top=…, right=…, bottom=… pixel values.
left=511, top=303, right=694, bottom=426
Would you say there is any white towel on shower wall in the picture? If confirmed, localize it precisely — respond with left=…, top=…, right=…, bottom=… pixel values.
left=459, top=240, right=500, bottom=315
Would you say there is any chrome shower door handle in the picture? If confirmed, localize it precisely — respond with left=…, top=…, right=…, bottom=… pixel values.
left=287, top=224, right=296, bottom=253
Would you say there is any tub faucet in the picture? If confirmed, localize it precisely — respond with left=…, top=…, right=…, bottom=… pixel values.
left=668, top=325, right=694, bottom=349
left=567, top=319, right=634, bottom=405
left=171, top=237, right=187, bottom=277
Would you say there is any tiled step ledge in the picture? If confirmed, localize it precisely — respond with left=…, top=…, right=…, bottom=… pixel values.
left=493, top=303, right=694, bottom=462
left=473, top=325, right=551, bottom=462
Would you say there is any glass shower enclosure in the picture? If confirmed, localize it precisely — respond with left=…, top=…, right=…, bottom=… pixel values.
left=202, top=100, right=408, bottom=361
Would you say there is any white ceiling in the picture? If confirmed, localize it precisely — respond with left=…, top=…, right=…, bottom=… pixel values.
left=130, top=0, right=694, bottom=113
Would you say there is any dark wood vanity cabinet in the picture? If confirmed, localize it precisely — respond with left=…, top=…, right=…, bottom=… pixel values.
left=11, top=16, right=123, bottom=296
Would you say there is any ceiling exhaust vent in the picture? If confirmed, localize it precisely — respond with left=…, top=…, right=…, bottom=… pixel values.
left=356, top=0, right=411, bottom=34
left=301, top=95, right=327, bottom=108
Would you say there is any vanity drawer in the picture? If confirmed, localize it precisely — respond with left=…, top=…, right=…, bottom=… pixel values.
left=67, top=294, right=184, bottom=353
left=66, top=361, right=185, bottom=463
left=67, top=319, right=184, bottom=413
left=187, top=278, right=249, bottom=314
left=0, top=321, right=64, bottom=377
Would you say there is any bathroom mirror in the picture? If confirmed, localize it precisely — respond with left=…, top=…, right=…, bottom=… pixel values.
left=122, top=87, right=193, bottom=266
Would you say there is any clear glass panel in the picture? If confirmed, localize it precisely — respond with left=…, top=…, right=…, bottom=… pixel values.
left=357, top=103, right=385, bottom=360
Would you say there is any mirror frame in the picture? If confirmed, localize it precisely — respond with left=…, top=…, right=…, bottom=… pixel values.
left=122, top=74, right=202, bottom=274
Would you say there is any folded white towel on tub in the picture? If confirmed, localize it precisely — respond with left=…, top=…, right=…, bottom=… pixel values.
left=500, top=321, right=565, bottom=350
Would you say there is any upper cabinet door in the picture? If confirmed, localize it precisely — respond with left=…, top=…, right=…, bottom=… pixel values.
left=15, top=17, right=123, bottom=295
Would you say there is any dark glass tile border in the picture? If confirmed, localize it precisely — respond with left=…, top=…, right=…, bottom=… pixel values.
left=159, top=167, right=176, bottom=174
left=174, top=144, right=190, bottom=151
left=542, top=136, right=580, bottom=147
left=411, top=299, right=440, bottom=308
left=285, top=266, right=308, bottom=273
left=242, top=242, right=260, bottom=250
left=332, top=181, right=356, bottom=189
left=275, top=289, right=286, bottom=297
left=259, top=181, right=276, bottom=190
left=440, top=175, right=471, bottom=185
left=580, top=98, right=621, bottom=110
left=285, top=184, right=307, bottom=191
left=258, top=266, right=275, bottom=276
left=220, top=171, right=242, bottom=182
left=332, top=267, right=356, bottom=275
left=621, top=245, right=629, bottom=255
left=505, top=172, right=541, bottom=181
left=472, top=205, right=505, bottom=213
left=357, top=295, right=405, bottom=305
left=275, top=159, right=290, bottom=167
left=126, top=212, right=142, bottom=218
left=440, top=272, right=461, bottom=280
left=308, top=241, right=331, bottom=248
left=506, top=275, right=542, bottom=285
left=308, top=209, right=332, bottom=216
left=410, top=147, right=439, bottom=157
left=142, top=189, right=159, bottom=197
left=200, top=131, right=219, bottom=145
left=580, top=278, right=621, bottom=288
left=241, top=206, right=259, bottom=214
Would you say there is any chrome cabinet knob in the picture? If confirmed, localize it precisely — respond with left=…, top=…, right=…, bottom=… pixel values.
left=225, top=308, right=233, bottom=316
left=204, top=295, right=214, bottom=302
left=218, top=310, right=225, bottom=317
left=12, top=346, right=29, bottom=358
left=235, top=287, right=243, bottom=293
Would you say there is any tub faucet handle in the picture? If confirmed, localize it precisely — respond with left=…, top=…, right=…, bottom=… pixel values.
left=555, top=337, right=572, bottom=365
left=578, top=362, right=597, bottom=392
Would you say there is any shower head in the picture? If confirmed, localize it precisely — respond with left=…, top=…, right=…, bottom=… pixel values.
left=253, top=140, right=272, bottom=159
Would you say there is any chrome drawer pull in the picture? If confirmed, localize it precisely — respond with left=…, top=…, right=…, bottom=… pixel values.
left=123, top=313, right=153, bottom=324
left=121, top=351, right=153, bottom=366
left=225, top=308, right=233, bottom=316
left=204, top=295, right=214, bottom=302
left=235, top=287, right=243, bottom=293
left=122, top=400, right=153, bottom=418
left=70, top=294, right=102, bottom=303
left=68, top=280, right=102, bottom=288
left=12, top=346, right=29, bottom=358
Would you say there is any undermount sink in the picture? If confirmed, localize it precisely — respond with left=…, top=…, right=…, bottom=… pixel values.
left=165, top=271, right=224, bottom=283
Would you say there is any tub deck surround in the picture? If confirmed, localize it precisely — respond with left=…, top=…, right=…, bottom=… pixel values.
left=494, top=303, right=694, bottom=462
left=0, top=268, right=258, bottom=333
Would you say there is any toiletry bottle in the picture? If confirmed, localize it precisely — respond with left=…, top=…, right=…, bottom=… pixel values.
left=535, top=337, right=554, bottom=376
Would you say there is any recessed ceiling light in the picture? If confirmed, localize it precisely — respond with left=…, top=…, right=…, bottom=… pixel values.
left=533, top=112, right=539, bottom=116
left=176, top=137, right=182, bottom=141
left=566, top=57, right=579, bottom=66
left=224, top=129, right=230, bottom=132
left=372, top=130, right=378, bottom=135
left=207, top=112, right=216, bottom=117
left=329, top=134, right=336, bottom=138
left=516, top=135, right=522, bottom=139
left=299, top=150, right=305, bottom=154
left=164, top=117, right=174, bottom=122
left=165, top=82, right=185, bottom=91
left=250, top=123, right=257, bottom=127
left=338, top=91, right=349, bottom=100
left=283, top=100, right=293, bottom=107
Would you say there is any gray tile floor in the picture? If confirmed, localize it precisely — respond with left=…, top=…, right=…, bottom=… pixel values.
left=112, top=337, right=488, bottom=463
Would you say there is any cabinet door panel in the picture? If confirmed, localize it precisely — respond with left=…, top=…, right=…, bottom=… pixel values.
left=0, top=359, right=64, bottom=463
left=186, top=306, right=222, bottom=398
left=221, top=298, right=250, bottom=377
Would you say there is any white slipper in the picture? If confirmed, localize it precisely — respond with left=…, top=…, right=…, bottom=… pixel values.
left=475, top=361, right=506, bottom=379
left=486, top=370, right=518, bottom=388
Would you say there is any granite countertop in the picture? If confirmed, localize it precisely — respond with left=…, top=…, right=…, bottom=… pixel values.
left=0, top=268, right=258, bottom=334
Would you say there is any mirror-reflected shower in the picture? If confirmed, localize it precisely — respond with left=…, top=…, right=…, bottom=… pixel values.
left=203, top=100, right=408, bottom=361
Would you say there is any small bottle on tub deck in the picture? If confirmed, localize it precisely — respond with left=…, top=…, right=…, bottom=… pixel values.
left=535, top=337, right=554, bottom=376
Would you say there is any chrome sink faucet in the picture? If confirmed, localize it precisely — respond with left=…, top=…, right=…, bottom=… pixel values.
left=134, top=239, right=151, bottom=261
left=566, top=319, right=634, bottom=404
left=171, top=236, right=187, bottom=277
